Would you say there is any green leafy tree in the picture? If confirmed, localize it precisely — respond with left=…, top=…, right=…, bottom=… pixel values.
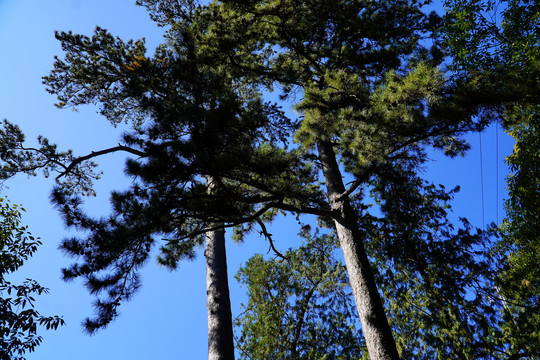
left=443, top=1, right=540, bottom=357
left=498, top=104, right=540, bottom=357
left=366, top=166, right=507, bottom=359
left=0, top=196, right=65, bottom=360
left=235, top=230, right=364, bottom=360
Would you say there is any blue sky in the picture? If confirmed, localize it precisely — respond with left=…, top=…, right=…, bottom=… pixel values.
left=0, top=1, right=513, bottom=359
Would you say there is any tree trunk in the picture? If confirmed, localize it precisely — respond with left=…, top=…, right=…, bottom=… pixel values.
left=205, top=229, right=235, bottom=360
left=317, top=140, right=400, bottom=360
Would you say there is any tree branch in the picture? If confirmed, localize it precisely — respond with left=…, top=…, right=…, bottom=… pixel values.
left=56, top=145, right=147, bottom=180
left=270, top=201, right=332, bottom=218
left=257, top=218, right=288, bottom=260
left=166, top=203, right=275, bottom=243
left=291, top=279, right=321, bottom=358
left=506, top=352, right=540, bottom=360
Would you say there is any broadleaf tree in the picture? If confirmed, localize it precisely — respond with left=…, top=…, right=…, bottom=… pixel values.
left=0, top=196, right=65, bottom=360
left=235, top=230, right=365, bottom=360
left=443, top=0, right=540, bottom=356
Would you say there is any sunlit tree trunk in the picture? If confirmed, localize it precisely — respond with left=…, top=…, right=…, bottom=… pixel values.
left=205, top=228, right=235, bottom=360
left=317, top=140, right=400, bottom=360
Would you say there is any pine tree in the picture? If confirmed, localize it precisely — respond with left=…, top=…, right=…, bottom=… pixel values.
left=174, top=1, right=492, bottom=358
left=1, top=17, right=305, bottom=359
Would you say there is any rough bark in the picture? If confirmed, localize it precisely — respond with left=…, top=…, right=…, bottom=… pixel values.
left=205, top=229, right=235, bottom=360
left=317, top=140, right=400, bottom=360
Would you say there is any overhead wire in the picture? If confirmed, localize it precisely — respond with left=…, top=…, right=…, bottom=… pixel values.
left=479, top=123, right=501, bottom=229
left=479, top=132, right=485, bottom=230
left=496, top=121, right=499, bottom=224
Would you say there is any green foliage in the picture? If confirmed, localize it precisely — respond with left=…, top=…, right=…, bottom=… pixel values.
left=0, top=119, right=100, bottom=196
left=33, top=8, right=319, bottom=333
left=2, top=1, right=533, bottom=355
left=498, top=104, right=540, bottom=356
left=443, top=1, right=540, bottom=357
left=442, top=0, right=540, bottom=103
left=443, top=0, right=539, bottom=71
left=236, top=163, right=527, bottom=359
left=236, top=160, right=523, bottom=359
left=1, top=1, right=323, bottom=334
left=0, top=197, right=65, bottom=360
left=502, top=105, right=540, bottom=279
left=294, top=62, right=473, bottom=163
left=235, top=231, right=365, bottom=360
left=364, top=165, right=506, bottom=359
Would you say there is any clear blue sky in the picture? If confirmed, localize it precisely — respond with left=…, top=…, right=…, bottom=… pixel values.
left=0, top=1, right=513, bottom=359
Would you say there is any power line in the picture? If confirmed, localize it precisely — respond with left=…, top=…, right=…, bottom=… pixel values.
left=479, top=132, right=486, bottom=230
left=496, top=121, right=499, bottom=224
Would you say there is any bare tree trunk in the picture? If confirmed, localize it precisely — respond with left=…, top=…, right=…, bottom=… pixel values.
left=205, top=229, right=235, bottom=360
left=317, top=140, right=400, bottom=360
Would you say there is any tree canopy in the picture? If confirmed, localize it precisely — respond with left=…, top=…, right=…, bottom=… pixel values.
left=236, top=168, right=526, bottom=359
left=0, top=0, right=537, bottom=358
left=236, top=230, right=364, bottom=360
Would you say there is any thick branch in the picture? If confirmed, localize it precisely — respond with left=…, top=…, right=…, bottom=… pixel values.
left=167, top=203, right=275, bottom=243
left=56, top=145, right=147, bottom=179
left=271, top=201, right=332, bottom=218
left=168, top=199, right=331, bottom=244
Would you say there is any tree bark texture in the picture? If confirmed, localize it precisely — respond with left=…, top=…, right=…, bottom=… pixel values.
left=317, top=140, right=400, bottom=360
left=205, top=229, right=235, bottom=360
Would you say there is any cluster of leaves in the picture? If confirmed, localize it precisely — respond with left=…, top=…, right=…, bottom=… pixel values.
left=235, top=231, right=365, bottom=360
left=0, top=197, right=64, bottom=359
left=496, top=2, right=540, bottom=353
left=443, top=0, right=539, bottom=74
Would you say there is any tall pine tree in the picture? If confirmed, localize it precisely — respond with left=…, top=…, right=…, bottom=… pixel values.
left=172, top=1, right=494, bottom=358
left=1, top=13, right=308, bottom=359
